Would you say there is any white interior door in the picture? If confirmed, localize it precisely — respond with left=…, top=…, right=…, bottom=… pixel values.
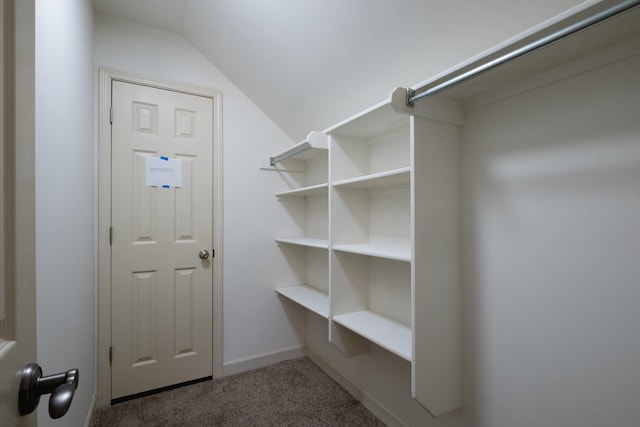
left=111, top=81, right=214, bottom=400
left=0, top=0, right=37, bottom=424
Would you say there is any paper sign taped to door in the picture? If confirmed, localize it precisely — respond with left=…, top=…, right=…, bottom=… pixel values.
left=145, top=156, right=183, bottom=188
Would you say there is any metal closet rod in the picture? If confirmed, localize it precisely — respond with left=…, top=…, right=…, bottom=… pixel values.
left=270, top=141, right=312, bottom=166
left=407, top=0, right=640, bottom=106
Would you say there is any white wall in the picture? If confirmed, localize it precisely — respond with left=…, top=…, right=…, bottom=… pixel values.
left=462, top=49, right=640, bottom=427
left=183, top=0, right=584, bottom=142
left=93, top=14, right=305, bottom=370
left=35, top=0, right=96, bottom=425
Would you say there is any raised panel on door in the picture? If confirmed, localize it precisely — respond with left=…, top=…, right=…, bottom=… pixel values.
left=175, top=154, right=196, bottom=242
left=131, top=150, right=158, bottom=244
left=174, top=268, right=197, bottom=357
left=111, top=81, right=213, bottom=399
left=130, top=270, right=159, bottom=368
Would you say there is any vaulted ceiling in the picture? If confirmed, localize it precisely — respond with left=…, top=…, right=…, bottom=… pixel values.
left=92, top=0, right=580, bottom=141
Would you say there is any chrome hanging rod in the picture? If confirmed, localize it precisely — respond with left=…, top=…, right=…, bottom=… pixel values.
left=407, top=0, right=640, bottom=106
left=270, top=141, right=312, bottom=166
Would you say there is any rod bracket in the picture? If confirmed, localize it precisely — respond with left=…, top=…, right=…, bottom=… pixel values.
left=389, top=87, right=415, bottom=115
left=406, top=88, right=416, bottom=107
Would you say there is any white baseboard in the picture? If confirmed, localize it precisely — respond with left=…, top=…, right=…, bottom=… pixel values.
left=306, top=346, right=407, bottom=427
left=84, top=392, right=98, bottom=427
left=222, top=345, right=306, bottom=376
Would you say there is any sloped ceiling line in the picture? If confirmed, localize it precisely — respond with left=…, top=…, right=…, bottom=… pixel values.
left=92, top=0, right=583, bottom=141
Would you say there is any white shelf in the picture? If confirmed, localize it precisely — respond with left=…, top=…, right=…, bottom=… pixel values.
left=270, top=131, right=328, bottom=164
left=332, top=242, right=410, bottom=262
left=275, top=285, right=329, bottom=318
left=325, top=101, right=409, bottom=139
left=332, top=310, right=411, bottom=361
left=275, top=237, right=329, bottom=249
left=276, top=183, right=329, bottom=197
left=333, top=167, right=410, bottom=189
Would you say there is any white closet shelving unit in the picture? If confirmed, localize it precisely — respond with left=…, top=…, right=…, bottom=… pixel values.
left=273, top=132, right=331, bottom=318
left=327, top=96, right=463, bottom=416
left=272, top=0, right=640, bottom=419
left=272, top=97, right=463, bottom=416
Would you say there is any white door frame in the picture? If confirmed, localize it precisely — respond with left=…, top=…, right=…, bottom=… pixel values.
left=97, top=68, right=223, bottom=408
left=0, top=0, right=37, bottom=424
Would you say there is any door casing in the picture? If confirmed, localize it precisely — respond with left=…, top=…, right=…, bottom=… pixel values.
left=97, top=68, right=223, bottom=408
left=0, top=0, right=37, bottom=424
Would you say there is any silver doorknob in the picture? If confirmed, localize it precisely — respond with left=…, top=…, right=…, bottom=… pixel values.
left=19, top=363, right=79, bottom=419
left=198, top=249, right=210, bottom=260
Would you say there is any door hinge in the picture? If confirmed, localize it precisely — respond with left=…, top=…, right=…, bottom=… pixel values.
left=109, top=346, right=113, bottom=365
left=109, top=226, right=113, bottom=245
left=110, top=107, right=113, bottom=124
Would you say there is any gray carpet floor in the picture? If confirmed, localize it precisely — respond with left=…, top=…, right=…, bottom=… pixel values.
left=91, top=357, right=386, bottom=426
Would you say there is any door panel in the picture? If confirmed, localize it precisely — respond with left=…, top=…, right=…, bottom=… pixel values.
left=111, top=81, right=213, bottom=399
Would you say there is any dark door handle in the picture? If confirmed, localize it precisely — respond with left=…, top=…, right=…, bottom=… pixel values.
left=18, top=363, right=79, bottom=419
